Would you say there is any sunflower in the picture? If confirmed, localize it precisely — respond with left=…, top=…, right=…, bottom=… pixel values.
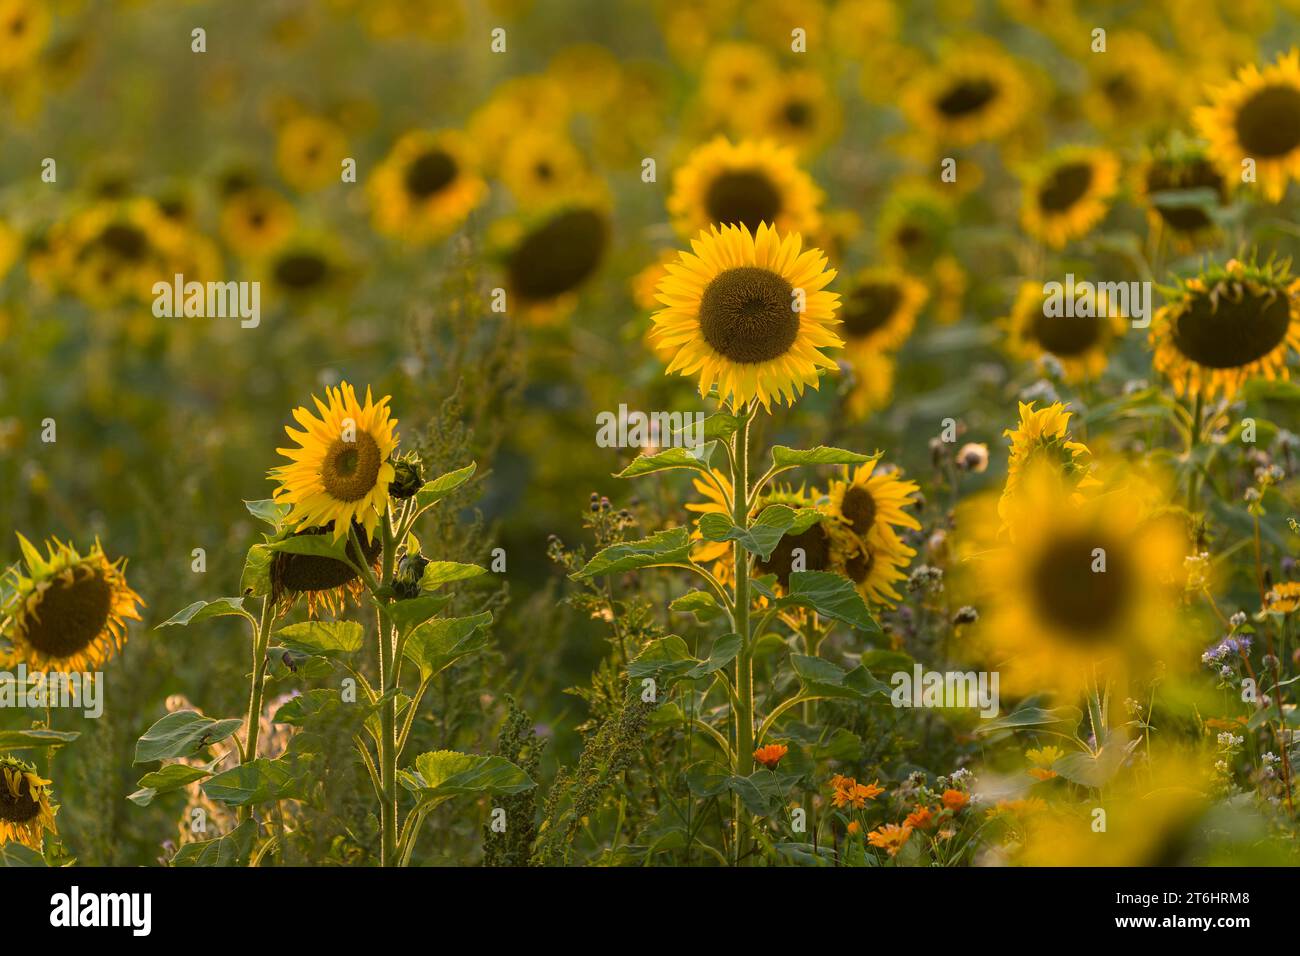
left=668, top=137, right=822, bottom=239
left=47, top=198, right=187, bottom=307
left=651, top=222, right=841, bottom=410
left=1081, top=32, right=1185, bottom=137
left=262, top=234, right=344, bottom=297
left=0, top=756, right=56, bottom=851
left=902, top=42, right=1030, bottom=147
left=547, top=43, right=623, bottom=113
left=746, top=69, right=842, bottom=156
left=876, top=183, right=954, bottom=271
left=999, top=401, right=1098, bottom=529
left=467, top=76, right=571, bottom=176
left=219, top=186, right=296, bottom=259
left=1002, top=280, right=1126, bottom=382
left=1020, top=146, right=1120, bottom=248
left=1195, top=48, right=1300, bottom=203
left=828, top=524, right=913, bottom=608
left=757, top=511, right=835, bottom=590
left=368, top=130, right=487, bottom=244
left=2, top=535, right=142, bottom=673
left=499, top=127, right=591, bottom=209
left=686, top=467, right=735, bottom=570
left=827, top=461, right=922, bottom=549
left=0, top=0, right=49, bottom=74
left=1264, top=581, right=1300, bottom=614
left=270, top=522, right=383, bottom=616
left=838, top=266, right=929, bottom=354
left=697, top=41, right=778, bottom=119
left=1136, top=140, right=1227, bottom=244
left=1150, top=257, right=1300, bottom=401
left=276, top=114, right=348, bottom=193
left=269, top=382, right=398, bottom=542
left=963, top=469, right=1190, bottom=699
left=841, top=348, right=896, bottom=422
left=501, top=200, right=611, bottom=321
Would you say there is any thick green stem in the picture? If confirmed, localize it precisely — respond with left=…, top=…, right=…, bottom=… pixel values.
left=377, top=511, right=399, bottom=866
left=731, top=407, right=754, bottom=866
left=241, top=597, right=274, bottom=765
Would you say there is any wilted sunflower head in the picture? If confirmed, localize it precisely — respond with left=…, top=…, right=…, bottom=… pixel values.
left=1003, top=280, right=1126, bottom=382
left=270, top=522, right=382, bottom=616
left=0, top=755, right=56, bottom=851
left=368, top=129, right=487, bottom=244
left=503, top=203, right=610, bottom=317
left=269, top=382, right=398, bottom=542
left=651, top=222, right=841, bottom=410
left=2, top=534, right=142, bottom=673
left=668, top=136, right=823, bottom=238
left=1194, top=48, right=1300, bottom=204
left=1150, top=257, right=1300, bottom=401
left=1020, top=146, right=1120, bottom=248
left=1138, top=140, right=1227, bottom=242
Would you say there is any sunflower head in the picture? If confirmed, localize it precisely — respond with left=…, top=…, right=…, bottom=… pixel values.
left=1003, top=280, right=1126, bottom=382
left=903, top=42, right=1030, bottom=146
left=1137, top=139, right=1227, bottom=243
left=368, top=129, right=487, bottom=244
left=651, top=222, right=841, bottom=410
left=1020, top=146, right=1120, bottom=248
left=2, top=535, right=142, bottom=673
left=269, top=382, right=398, bottom=541
left=270, top=522, right=383, bottom=616
left=838, top=266, right=929, bottom=353
left=1150, top=256, right=1300, bottom=401
left=999, top=401, right=1099, bottom=529
left=876, top=184, right=955, bottom=270
left=0, top=755, right=56, bottom=851
left=502, top=201, right=611, bottom=318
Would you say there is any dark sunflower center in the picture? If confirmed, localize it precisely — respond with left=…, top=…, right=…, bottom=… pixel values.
left=0, top=774, right=40, bottom=823
left=99, top=224, right=147, bottom=262
left=1037, top=162, right=1094, bottom=213
left=1102, top=73, right=1136, bottom=106
left=272, top=525, right=381, bottom=595
left=274, top=252, right=328, bottom=290
left=844, top=545, right=874, bottom=585
left=1233, top=84, right=1300, bottom=158
left=841, top=282, right=902, bottom=338
left=757, top=523, right=832, bottom=589
left=698, top=266, right=799, bottom=364
left=321, top=432, right=382, bottom=502
left=839, top=485, right=877, bottom=532
left=1029, top=533, right=1130, bottom=641
left=22, top=568, right=113, bottom=660
left=1030, top=308, right=1104, bottom=357
left=534, top=161, right=554, bottom=181
left=507, top=208, right=608, bottom=301
left=1146, top=159, right=1223, bottom=232
left=935, top=78, right=997, bottom=117
left=404, top=150, right=458, bottom=198
left=704, top=170, right=782, bottom=233
left=1171, top=283, right=1293, bottom=369
left=783, top=100, right=812, bottom=128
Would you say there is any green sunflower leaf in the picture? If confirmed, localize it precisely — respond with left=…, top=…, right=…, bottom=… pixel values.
left=157, top=597, right=248, bottom=629
left=0, top=842, right=47, bottom=867
left=570, top=527, right=693, bottom=579
left=273, top=620, right=364, bottom=659
left=698, top=505, right=823, bottom=561
left=202, top=752, right=314, bottom=806
left=398, top=751, right=534, bottom=812
left=414, top=462, right=477, bottom=512
left=669, top=589, right=726, bottom=622
left=266, top=534, right=350, bottom=562
left=419, top=561, right=486, bottom=589
left=128, top=763, right=212, bottom=807
left=614, top=445, right=713, bottom=479
left=243, top=498, right=292, bottom=530
left=382, top=593, right=453, bottom=639
left=240, top=543, right=272, bottom=597
left=770, top=446, right=878, bottom=470
left=134, top=711, right=244, bottom=764
left=0, top=729, right=80, bottom=750
left=171, top=819, right=257, bottom=867
left=752, top=571, right=880, bottom=632
left=403, top=611, right=493, bottom=680
left=790, top=653, right=890, bottom=701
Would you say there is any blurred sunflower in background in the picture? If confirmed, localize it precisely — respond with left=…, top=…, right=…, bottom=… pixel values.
left=837, top=266, right=929, bottom=354
left=1135, top=139, right=1227, bottom=246
left=499, top=127, right=591, bottom=208
left=1149, top=257, right=1300, bottom=400
left=651, top=222, right=841, bottom=409
left=1002, top=280, right=1126, bottom=382
left=219, top=186, right=297, bottom=258
left=840, top=348, right=897, bottom=421
left=1020, top=146, right=1120, bottom=248
left=368, top=129, right=487, bottom=244
left=998, top=401, right=1098, bottom=528
left=903, top=41, right=1030, bottom=147
left=270, top=382, right=398, bottom=542
left=1, top=535, right=142, bottom=673
left=0, top=755, right=56, bottom=851
left=745, top=69, right=842, bottom=156
left=275, top=114, right=348, bottom=193
left=500, top=197, right=611, bottom=322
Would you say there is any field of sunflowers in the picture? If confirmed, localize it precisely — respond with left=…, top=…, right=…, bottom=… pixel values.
left=2, top=0, right=1300, bottom=879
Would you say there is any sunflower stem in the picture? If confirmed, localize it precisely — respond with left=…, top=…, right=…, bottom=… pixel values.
left=731, top=404, right=755, bottom=866
left=238, top=597, right=275, bottom=825
left=376, top=509, right=399, bottom=866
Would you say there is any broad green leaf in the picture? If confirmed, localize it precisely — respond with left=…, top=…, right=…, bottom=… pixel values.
left=699, top=412, right=741, bottom=442
left=771, top=446, right=877, bottom=469
left=972, top=704, right=1082, bottom=736
left=171, top=819, right=257, bottom=867
left=570, top=528, right=692, bottom=580
left=243, top=498, right=291, bottom=529
left=157, top=597, right=247, bottom=629
left=267, top=534, right=350, bottom=563
left=687, top=633, right=741, bottom=678
left=0, top=729, right=79, bottom=750
left=628, top=635, right=696, bottom=681
left=698, top=505, right=823, bottom=561
left=383, top=593, right=453, bottom=639
left=202, top=753, right=313, bottom=806
left=274, top=620, right=364, bottom=659
left=398, top=751, right=534, bottom=810
left=419, top=561, right=486, bottom=589
left=669, top=589, right=726, bottom=623
left=615, top=446, right=711, bottom=479
left=403, top=611, right=492, bottom=679
left=790, top=654, right=889, bottom=701
left=753, top=571, right=880, bottom=632
left=135, top=711, right=244, bottom=764
left=240, top=543, right=272, bottom=597
left=1053, top=744, right=1125, bottom=788
left=683, top=762, right=784, bottom=817
left=0, top=842, right=46, bottom=866
left=414, top=462, right=477, bottom=512
left=128, top=763, right=211, bottom=807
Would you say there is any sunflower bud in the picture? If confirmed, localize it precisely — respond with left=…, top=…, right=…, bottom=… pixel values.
left=394, top=551, right=430, bottom=599
left=388, top=454, right=424, bottom=500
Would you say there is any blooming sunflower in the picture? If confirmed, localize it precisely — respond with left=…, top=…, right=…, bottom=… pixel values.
left=999, top=401, right=1098, bottom=529
left=747, top=69, right=841, bottom=156
left=368, top=130, right=487, bottom=244
left=668, top=137, right=823, bottom=239
left=499, top=127, right=591, bottom=209
left=2, top=535, right=142, bottom=673
left=1149, top=257, right=1300, bottom=401
left=0, top=755, right=56, bottom=850
left=1002, top=280, right=1126, bottom=382
left=269, top=383, right=398, bottom=542
left=902, top=42, right=1030, bottom=147
left=219, top=186, right=296, bottom=259
left=838, top=266, right=929, bottom=354
left=827, top=461, right=922, bottom=549
left=1136, top=140, right=1227, bottom=245
left=0, top=0, right=49, bottom=74
left=275, top=114, right=348, bottom=193
left=651, top=222, right=841, bottom=410
left=501, top=200, right=611, bottom=321
left=1195, top=48, right=1300, bottom=203
left=876, top=183, right=955, bottom=271
left=1020, top=146, right=1120, bottom=248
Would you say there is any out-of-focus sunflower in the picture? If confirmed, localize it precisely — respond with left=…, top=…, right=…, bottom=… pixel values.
left=0, top=755, right=56, bottom=850
left=1150, top=257, right=1300, bottom=401
left=1195, top=48, right=1300, bottom=203
left=651, top=222, right=841, bottom=410
left=1081, top=32, right=1185, bottom=137
left=368, top=130, right=487, bottom=244
left=902, top=42, right=1030, bottom=147
left=219, top=186, right=296, bottom=259
left=269, top=382, right=398, bottom=542
left=999, top=401, right=1098, bottom=529
left=47, top=198, right=188, bottom=307
left=2, top=535, right=142, bottom=673
left=467, top=76, right=571, bottom=175
left=260, top=232, right=347, bottom=299
left=499, top=199, right=611, bottom=322
left=1264, top=581, right=1300, bottom=614
left=745, top=69, right=842, bottom=156
left=1136, top=140, right=1227, bottom=246
left=1002, top=280, right=1126, bottom=382
left=668, top=137, right=822, bottom=238
left=829, top=0, right=899, bottom=59
left=1020, top=146, right=1120, bottom=248
left=275, top=114, right=348, bottom=193
left=877, top=183, right=955, bottom=271
left=838, top=266, right=928, bottom=354
left=499, top=127, right=591, bottom=209
left=840, top=348, right=896, bottom=421
left=697, top=41, right=778, bottom=120
left=547, top=43, right=623, bottom=113
left=963, top=469, right=1190, bottom=698
left=0, top=0, right=49, bottom=73
left=270, top=522, right=383, bottom=616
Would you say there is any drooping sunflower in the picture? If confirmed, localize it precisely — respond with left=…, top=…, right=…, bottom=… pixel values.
left=1195, top=48, right=1300, bottom=203
left=269, top=382, right=398, bottom=542
left=902, top=42, right=1030, bottom=147
left=651, top=222, right=841, bottom=410
left=275, top=114, right=348, bottom=193
left=500, top=199, right=611, bottom=321
left=668, top=137, right=823, bottom=239
left=757, top=516, right=835, bottom=590
left=1020, top=146, right=1120, bottom=248
left=961, top=469, right=1190, bottom=699
left=999, top=401, right=1099, bottom=529
left=1149, top=257, right=1300, bottom=401
left=269, top=522, right=383, bottom=616
left=219, top=186, right=296, bottom=259
left=838, top=266, right=929, bottom=354
left=368, top=130, right=487, bottom=244
left=2, top=535, right=142, bottom=673
left=1136, top=139, right=1227, bottom=245
left=0, top=755, right=56, bottom=850
left=1002, top=280, right=1126, bottom=382
left=499, top=127, right=591, bottom=209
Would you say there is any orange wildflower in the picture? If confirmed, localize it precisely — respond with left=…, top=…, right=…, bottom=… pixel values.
left=867, top=822, right=913, bottom=856
left=942, top=788, right=969, bottom=812
left=904, top=804, right=934, bottom=829
left=753, top=743, right=788, bottom=770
